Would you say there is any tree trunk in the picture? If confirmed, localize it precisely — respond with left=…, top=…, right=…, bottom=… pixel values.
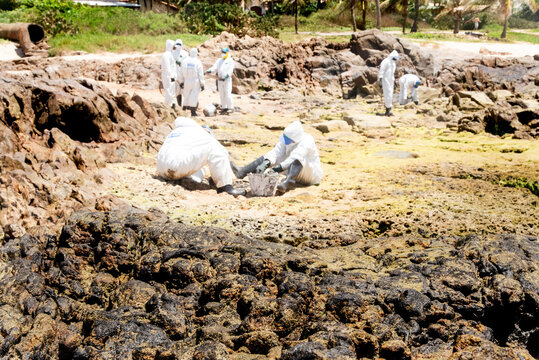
left=294, top=1, right=298, bottom=34
left=501, top=11, right=508, bottom=38
left=411, top=0, right=419, bottom=32
left=351, top=7, right=357, bottom=32
left=402, top=0, right=408, bottom=34
left=375, top=0, right=381, bottom=29
left=360, top=0, right=367, bottom=30
left=453, top=13, right=461, bottom=34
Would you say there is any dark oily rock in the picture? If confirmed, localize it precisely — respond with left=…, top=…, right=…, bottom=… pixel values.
left=373, top=150, right=419, bottom=159
left=0, top=209, right=537, bottom=358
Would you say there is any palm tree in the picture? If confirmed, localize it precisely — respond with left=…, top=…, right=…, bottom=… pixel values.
left=410, top=0, right=422, bottom=32
left=282, top=0, right=306, bottom=34
left=500, top=0, right=537, bottom=38
left=402, top=0, right=409, bottom=33
left=375, top=0, right=381, bottom=29
left=435, top=0, right=479, bottom=34
left=342, top=0, right=369, bottom=32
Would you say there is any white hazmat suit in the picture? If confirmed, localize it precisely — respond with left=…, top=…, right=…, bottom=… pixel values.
left=179, top=48, right=205, bottom=109
left=378, top=50, right=399, bottom=111
left=207, top=49, right=235, bottom=112
left=172, top=39, right=188, bottom=103
left=399, top=74, right=421, bottom=105
left=161, top=39, right=178, bottom=108
left=264, top=121, right=323, bottom=186
left=157, top=117, right=234, bottom=189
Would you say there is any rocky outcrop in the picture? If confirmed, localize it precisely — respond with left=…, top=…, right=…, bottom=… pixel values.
left=0, top=75, right=168, bottom=237
left=0, top=207, right=536, bottom=359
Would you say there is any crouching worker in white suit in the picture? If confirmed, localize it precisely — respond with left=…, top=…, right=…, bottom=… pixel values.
left=399, top=74, right=421, bottom=105
left=231, top=121, right=323, bottom=194
left=157, top=117, right=246, bottom=197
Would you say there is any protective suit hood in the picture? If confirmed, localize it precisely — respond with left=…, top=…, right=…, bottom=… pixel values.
left=165, top=39, right=174, bottom=52
left=174, top=117, right=200, bottom=128
left=175, top=39, right=183, bottom=48
left=389, top=50, right=399, bottom=61
left=283, top=120, right=304, bottom=143
left=189, top=48, right=198, bottom=58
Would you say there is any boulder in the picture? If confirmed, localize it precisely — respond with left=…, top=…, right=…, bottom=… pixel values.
left=343, top=114, right=391, bottom=129
left=457, top=91, right=495, bottom=108
left=418, top=86, right=440, bottom=103
left=314, top=120, right=351, bottom=133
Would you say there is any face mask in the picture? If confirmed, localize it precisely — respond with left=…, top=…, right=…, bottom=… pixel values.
left=222, top=52, right=229, bottom=59
left=282, top=134, right=294, bottom=145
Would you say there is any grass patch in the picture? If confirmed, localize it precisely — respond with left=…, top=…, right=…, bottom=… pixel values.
left=497, top=178, right=539, bottom=196
left=483, top=23, right=539, bottom=43
left=49, top=33, right=210, bottom=55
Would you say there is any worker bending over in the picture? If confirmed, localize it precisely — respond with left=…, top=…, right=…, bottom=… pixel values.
left=157, top=117, right=246, bottom=197
left=399, top=74, right=421, bottom=105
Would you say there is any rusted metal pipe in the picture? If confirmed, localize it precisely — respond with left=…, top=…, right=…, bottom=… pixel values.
left=0, top=23, right=45, bottom=55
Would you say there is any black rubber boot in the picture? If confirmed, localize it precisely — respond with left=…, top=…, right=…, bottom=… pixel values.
left=230, top=156, right=265, bottom=179
left=385, top=107, right=394, bottom=117
left=217, top=184, right=246, bottom=197
left=177, top=95, right=182, bottom=107
left=190, top=107, right=198, bottom=117
left=277, top=159, right=302, bottom=193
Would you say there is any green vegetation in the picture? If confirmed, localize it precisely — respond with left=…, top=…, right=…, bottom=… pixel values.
left=48, top=33, right=210, bottom=55
left=498, top=178, right=539, bottom=196
left=0, top=0, right=538, bottom=53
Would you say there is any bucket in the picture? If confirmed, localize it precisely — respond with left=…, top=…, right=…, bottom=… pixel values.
left=248, top=173, right=279, bottom=197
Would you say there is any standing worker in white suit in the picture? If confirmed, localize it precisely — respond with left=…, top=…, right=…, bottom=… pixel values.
left=161, top=39, right=178, bottom=109
left=178, top=48, right=205, bottom=117
left=378, top=50, right=399, bottom=116
left=206, top=47, right=235, bottom=114
left=398, top=74, right=421, bottom=105
left=231, top=121, right=323, bottom=194
left=157, top=117, right=246, bottom=197
left=172, top=39, right=188, bottom=108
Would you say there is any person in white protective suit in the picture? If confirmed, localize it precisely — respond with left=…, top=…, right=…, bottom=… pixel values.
left=178, top=48, right=205, bottom=117
left=205, top=47, right=235, bottom=114
left=398, top=74, right=421, bottom=105
left=157, top=117, right=246, bottom=197
left=378, top=50, right=399, bottom=116
left=172, top=39, right=188, bottom=108
left=161, top=39, right=178, bottom=109
left=231, top=121, right=323, bottom=194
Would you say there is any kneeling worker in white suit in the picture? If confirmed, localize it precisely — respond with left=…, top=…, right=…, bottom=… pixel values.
left=157, top=117, right=246, bottom=197
left=399, top=74, right=421, bottom=105
left=179, top=48, right=205, bottom=117
left=231, top=121, right=323, bottom=194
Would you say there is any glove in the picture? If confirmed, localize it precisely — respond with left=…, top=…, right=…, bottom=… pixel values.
left=255, top=159, right=271, bottom=174
left=221, top=74, right=229, bottom=81
left=171, top=78, right=175, bottom=83
left=201, top=84, right=205, bottom=91
left=205, top=69, right=211, bottom=74
left=179, top=83, right=184, bottom=89
left=414, top=100, right=419, bottom=105
left=272, top=164, right=283, bottom=173
left=379, top=78, right=382, bottom=87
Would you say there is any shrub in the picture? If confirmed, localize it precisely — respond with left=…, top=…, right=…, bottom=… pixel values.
left=0, top=0, right=17, bottom=11
left=180, top=3, right=278, bottom=37
left=19, top=0, right=78, bottom=36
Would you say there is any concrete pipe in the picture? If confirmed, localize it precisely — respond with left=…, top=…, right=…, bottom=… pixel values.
left=0, top=23, right=45, bottom=55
